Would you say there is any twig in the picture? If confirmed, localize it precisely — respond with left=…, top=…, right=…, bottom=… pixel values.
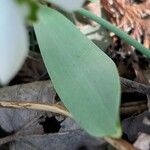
left=0, top=101, right=72, bottom=118
left=104, top=137, right=137, bottom=150
left=0, top=129, right=82, bottom=146
left=0, top=134, right=28, bottom=146
left=121, top=101, right=147, bottom=114
left=122, top=101, right=146, bottom=107
left=121, top=77, right=150, bottom=95
left=121, top=104, right=147, bottom=114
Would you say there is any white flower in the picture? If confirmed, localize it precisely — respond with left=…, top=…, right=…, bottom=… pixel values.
left=0, top=0, right=29, bottom=85
left=48, top=0, right=85, bottom=12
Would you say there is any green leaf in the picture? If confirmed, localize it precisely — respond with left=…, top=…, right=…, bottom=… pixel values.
left=88, top=0, right=97, bottom=2
left=34, top=6, right=121, bottom=138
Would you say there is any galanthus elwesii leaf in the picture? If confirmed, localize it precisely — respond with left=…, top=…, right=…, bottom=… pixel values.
left=34, top=6, right=121, bottom=138
left=47, top=0, right=85, bottom=12
left=0, top=0, right=29, bottom=85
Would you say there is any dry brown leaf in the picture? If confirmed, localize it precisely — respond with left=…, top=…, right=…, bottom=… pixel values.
left=101, top=0, right=150, bottom=49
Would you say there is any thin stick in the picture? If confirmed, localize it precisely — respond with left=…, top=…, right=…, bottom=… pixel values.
left=0, top=101, right=72, bottom=118
left=104, top=137, right=137, bottom=150
left=120, top=77, right=150, bottom=94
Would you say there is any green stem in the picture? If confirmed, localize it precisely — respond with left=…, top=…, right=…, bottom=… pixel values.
left=78, top=8, right=150, bottom=58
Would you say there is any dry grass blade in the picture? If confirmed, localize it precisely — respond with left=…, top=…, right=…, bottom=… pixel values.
left=0, top=101, right=72, bottom=118
left=104, top=137, right=138, bottom=150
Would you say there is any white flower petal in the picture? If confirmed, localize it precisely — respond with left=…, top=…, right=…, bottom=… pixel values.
left=49, top=0, right=85, bottom=12
left=0, top=0, right=29, bottom=85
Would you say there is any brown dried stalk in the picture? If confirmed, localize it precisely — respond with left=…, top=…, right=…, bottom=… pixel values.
left=0, top=101, right=71, bottom=118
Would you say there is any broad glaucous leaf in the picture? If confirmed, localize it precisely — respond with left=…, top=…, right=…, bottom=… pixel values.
left=0, top=0, right=29, bottom=85
left=47, top=0, right=85, bottom=12
left=34, top=6, right=121, bottom=137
